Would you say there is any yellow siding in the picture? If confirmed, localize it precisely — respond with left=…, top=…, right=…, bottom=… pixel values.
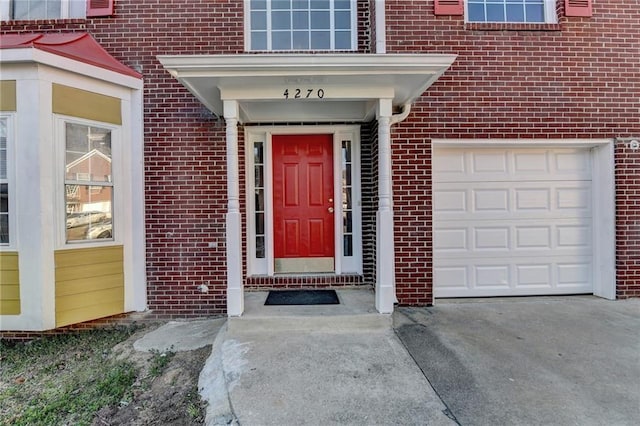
left=0, top=252, right=20, bottom=315
left=55, top=246, right=124, bottom=327
left=52, top=83, right=121, bottom=125
left=0, top=81, right=17, bottom=111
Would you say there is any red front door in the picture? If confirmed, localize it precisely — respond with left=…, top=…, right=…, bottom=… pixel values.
left=272, top=134, right=334, bottom=272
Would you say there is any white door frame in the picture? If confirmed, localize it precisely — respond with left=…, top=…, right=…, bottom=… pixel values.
left=245, top=125, right=363, bottom=278
left=432, top=138, right=616, bottom=301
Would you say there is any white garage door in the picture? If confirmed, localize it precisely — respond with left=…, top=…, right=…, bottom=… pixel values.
left=433, top=147, right=593, bottom=298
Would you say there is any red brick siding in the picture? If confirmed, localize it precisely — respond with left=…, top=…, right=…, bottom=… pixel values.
left=384, top=0, right=640, bottom=303
left=615, top=141, right=640, bottom=298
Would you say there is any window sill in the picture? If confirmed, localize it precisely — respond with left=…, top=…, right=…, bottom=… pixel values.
left=465, top=22, right=561, bottom=32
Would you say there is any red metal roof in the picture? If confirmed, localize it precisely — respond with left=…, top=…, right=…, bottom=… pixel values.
left=0, top=33, right=142, bottom=79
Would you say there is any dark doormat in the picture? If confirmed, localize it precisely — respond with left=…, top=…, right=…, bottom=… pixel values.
left=265, top=290, right=340, bottom=306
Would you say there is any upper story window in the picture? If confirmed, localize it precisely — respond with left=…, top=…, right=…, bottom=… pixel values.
left=1, top=0, right=113, bottom=20
left=467, top=0, right=557, bottom=24
left=247, top=0, right=357, bottom=51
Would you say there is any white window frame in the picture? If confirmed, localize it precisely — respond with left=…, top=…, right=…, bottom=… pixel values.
left=0, top=0, right=86, bottom=21
left=465, top=0, right=558, bottom=24
left=0, top=114, right=16, bottom=249
left=245, top=125, right=363, bottom=276
left=244, top=0, right=358, bottom=51
left=55, top=115, right=121, bottom=248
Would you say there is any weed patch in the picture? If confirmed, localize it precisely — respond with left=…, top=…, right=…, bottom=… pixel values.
left=0, top=327, right=137, bottom=425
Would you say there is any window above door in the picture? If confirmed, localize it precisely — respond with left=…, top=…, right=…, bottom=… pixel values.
left=246, top=0, right=357, bottom=51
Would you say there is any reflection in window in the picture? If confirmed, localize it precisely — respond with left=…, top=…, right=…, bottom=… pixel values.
left=254, top=141, right=266, bottom=258
left=0, top=118, right=8, bottom=244
left=64, top=122, right=113, bottom=242
left=468, top=0, right=546, bottom=23
left=249, top=0, right=355, bottom=51
left=342, top=140, right=353, bottom=256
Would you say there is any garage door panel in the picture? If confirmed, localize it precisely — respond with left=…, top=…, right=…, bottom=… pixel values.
left=435, top=182, right=592, bottom=220
left=434, top=256, right=592, bottom=297
left=434, top=219, right=591, bottom=257
left=434, top=148, right=591, bottom=183
left=434, top=146, right=594, bottom=298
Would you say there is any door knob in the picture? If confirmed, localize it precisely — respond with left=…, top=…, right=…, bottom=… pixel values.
left=328, top=207, right=334, bottom=213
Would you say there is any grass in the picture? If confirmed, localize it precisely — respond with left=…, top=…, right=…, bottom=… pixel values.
left=0, top=326, right=138, bottom=426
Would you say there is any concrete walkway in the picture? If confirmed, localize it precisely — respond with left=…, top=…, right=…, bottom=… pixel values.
left=199, top=290, right=454, bottom=425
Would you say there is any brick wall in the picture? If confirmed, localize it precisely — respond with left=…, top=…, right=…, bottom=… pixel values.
left=384, top=0, right=640, bottom=302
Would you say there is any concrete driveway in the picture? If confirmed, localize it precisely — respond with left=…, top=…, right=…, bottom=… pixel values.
left=394, top=296, right=640, bottom=426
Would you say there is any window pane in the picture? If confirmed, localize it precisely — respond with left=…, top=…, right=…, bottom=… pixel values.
left=335, top=31, right=351, bottom=50
left=525, top=4, right=544, bottom=22
left=256, top=236, right=265, bottom=258
left=254, top=141, right=264, bottom=164
left=255, top=188, right=264, bottom=211
left=65, top=123, right=112, bottom=182
left=256, top=213, right=265, bottom=234
left=310, top=31, right=330, bottom=49
left=335, top=0, right=351, bottom=9
left=273, top=0, right=291, bottom=9
left=251, top=0, right=267, bottom=10
left=311, top=0, right=329, bottom=8
left=252, top=32, right=268, bottom=50
left=468, top=3, right=486, bottom=21
left=335, top=10, right=350, bottom=29
left=272, top=11, right=291, bottom=30
left=293, top=0, right=309, bottom=9
left=343, top=211, right=352, bottom=233
left=251, top=11, right=267, bottom=30
left=65, top=186, right=112, bottom=242
left=310, top=11, right=330, bottom=29
left=293, top=11, right=309, bottom=29
left=486, top=4, right=505, bottom=22
left=255, top=165, right=264, bottom=187
left=506, top=4, right=525, bottom=22
left=272, top=31, right=292, bottom=49
left=343, top=235, right=353, bottom=257
left=293, top=31, right=310, bottom=49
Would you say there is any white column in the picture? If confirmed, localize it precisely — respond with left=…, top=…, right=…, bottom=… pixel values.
left=376, top=98, right=395, bottom=314
left=224, top=100, right=244, bottom=316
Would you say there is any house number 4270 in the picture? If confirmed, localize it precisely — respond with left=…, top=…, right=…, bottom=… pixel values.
left=283, top=88, right=325, bottom=99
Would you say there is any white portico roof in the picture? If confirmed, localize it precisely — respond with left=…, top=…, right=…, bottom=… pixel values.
left=158, top=54, right=457, bottom=123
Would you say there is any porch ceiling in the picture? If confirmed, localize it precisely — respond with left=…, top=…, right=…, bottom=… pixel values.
left=158, top=54, right=457, bottom=123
